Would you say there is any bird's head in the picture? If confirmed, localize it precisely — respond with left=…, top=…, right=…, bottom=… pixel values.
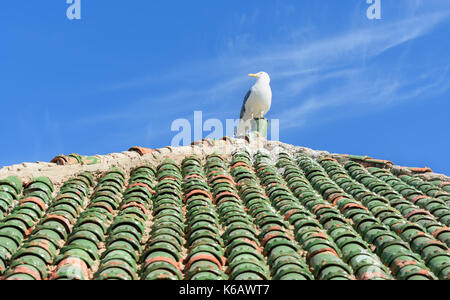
left=249, top=71, right=270, bottom=84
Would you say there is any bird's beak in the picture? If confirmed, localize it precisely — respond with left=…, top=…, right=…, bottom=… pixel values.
left=248, top=73, right=258, bottom=78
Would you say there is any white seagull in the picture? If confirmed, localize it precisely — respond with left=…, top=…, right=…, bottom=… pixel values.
left=235, top=72, right=272, bottom=137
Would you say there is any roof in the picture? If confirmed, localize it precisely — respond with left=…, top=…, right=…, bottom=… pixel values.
left=0, top=137, right=449, bottom=280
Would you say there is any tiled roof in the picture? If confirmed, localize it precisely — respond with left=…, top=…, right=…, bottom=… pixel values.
left=0, top=138, right=449, bottom=280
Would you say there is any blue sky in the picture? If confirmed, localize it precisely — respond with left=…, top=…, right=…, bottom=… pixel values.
left=1, top=1, right=450, bottom=174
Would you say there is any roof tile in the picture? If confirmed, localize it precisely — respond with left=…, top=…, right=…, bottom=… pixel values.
left=1, top=139, right=450, bottom=280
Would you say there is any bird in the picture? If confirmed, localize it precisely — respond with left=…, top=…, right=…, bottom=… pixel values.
left=235, top=72, right=272, bottom=137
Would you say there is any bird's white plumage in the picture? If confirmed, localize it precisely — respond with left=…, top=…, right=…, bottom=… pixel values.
left=236, top=72, right=272, bottom=136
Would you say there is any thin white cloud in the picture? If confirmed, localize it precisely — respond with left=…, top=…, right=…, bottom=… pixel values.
left=276, top=66, right=450, bottom=129
left=94, top=10, right=450, bottom=135
left=250, top=12, right=450, bottom=72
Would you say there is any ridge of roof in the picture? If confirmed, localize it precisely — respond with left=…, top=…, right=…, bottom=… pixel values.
left=0, top=137, right=448, bottom=189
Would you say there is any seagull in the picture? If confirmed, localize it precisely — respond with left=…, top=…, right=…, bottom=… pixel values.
left=235, top=72, right=272, bottom=137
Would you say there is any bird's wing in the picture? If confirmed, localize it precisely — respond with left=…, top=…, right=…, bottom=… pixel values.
left=239, top=89, right=252, bottom=120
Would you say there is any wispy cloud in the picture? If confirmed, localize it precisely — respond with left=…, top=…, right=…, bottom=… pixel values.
left=277, top=66, right=450, bottom=129
left=96, top=10, right=450, bottom=135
